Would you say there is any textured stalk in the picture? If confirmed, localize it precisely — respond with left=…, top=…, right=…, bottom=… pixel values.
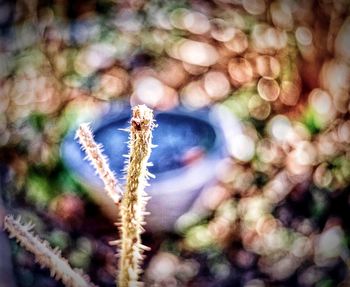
left=118, top=105, right=155, bottom=287
left=4, top=215, right=95, bottom=287
left=76, top=123, right=123, bottom=204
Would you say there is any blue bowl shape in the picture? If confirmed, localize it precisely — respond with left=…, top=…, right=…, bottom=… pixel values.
left=61, top=104, right=226, bottom=231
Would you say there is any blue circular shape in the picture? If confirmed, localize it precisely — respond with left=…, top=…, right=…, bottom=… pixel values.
left=93, top=113, right=216, bottom=175
left=61, top=105, right=225, bottom=186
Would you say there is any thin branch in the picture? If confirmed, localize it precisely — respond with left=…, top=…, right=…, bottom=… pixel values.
left=4, top=215, right=96, bottom=287
left=118, top=105, right=156, bottom=287
left=76, top=123, right=123, bottom=204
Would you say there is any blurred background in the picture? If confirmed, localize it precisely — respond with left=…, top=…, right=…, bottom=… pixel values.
left=0, top=0, right=350, bottom=286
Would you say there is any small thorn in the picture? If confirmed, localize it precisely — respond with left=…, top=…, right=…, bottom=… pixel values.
left=118, top=128, right=130, bottom=132
left=138, top=244, right=151, bottom=251
left=109, top=240, right=121, bottom=246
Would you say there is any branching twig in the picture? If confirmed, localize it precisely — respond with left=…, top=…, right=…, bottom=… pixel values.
left=4, top=215, right=96, bottom=287
left=76, top=123, right=123, bottom=204
left=118, top=105, right=156, bottom=287
left=5, top=105, right=156, bottom=287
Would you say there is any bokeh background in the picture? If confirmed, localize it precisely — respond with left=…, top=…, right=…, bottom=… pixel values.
left=0, top=0, right=350, bottom=286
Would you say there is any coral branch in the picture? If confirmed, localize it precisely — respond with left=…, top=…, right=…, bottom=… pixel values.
left=4, top=215, right=95, bottom=287
left=118, top=105, right=156, bottom=287
left=76, top=123, right=123, bottom=204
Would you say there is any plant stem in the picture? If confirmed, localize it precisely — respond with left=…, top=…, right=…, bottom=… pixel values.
left=4, top=215, right=95, bottom=287
left=76, top=123, right=123, bottom=204
left=118, top=105, right=155, bottom=287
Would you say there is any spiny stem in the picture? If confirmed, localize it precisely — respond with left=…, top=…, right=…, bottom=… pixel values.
left=76, top=123, right=123, bottom=204
left=4, top=215, right=96, bottom=287
left=118, top=105, right=155, bottom=287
